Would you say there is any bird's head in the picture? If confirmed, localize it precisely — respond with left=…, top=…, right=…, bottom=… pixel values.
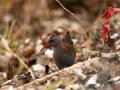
left=40, top=35, right=61, bottom=52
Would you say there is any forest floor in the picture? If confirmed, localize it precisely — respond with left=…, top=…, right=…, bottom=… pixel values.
left=0, top=0, right=120, bottom=90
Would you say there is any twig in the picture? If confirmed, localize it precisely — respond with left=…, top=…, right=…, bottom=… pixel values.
left=7, top=43, right=20, bottom=66
left=14, top=62, right=83, bottom=90
left=0, top=44, right=20, bottom=79
left=6, top=44, right=20, bottom=80
left=56, top=0, right=85, bottom=27
left=55, top=0, right=100, bottom=41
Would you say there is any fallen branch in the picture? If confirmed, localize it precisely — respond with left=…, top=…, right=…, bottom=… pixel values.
left=14, top=62, right=84, bottom=89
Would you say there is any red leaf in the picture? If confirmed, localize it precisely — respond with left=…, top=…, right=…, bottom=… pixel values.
left=102, top=5, right=116, bottom=19
left=100, top=21, right=110, bottom=43
left=114, top=8, right=120, bottom=12
left=106, top=36, right=116, bottom=51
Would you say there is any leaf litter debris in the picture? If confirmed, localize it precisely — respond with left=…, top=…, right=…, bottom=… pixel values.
left=0, top=0, right=120, bottom=90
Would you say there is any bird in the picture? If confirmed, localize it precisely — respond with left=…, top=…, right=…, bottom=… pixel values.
left=40, top=31, right=76, bottom=69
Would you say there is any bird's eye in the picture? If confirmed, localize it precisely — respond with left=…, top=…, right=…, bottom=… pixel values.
left=49, top=39, right=54, bottom=43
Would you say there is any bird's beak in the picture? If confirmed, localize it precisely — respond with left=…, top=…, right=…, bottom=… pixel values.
left=40, top=43, right=51, bottom=52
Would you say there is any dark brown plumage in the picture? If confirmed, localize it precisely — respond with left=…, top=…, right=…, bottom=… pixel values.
left=61, top=42, right=76, bottom=55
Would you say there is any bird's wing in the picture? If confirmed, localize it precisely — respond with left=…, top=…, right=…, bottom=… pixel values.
left=61, top=42, right=76, bottom=55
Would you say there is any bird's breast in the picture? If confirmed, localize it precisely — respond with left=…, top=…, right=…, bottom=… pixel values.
left=53, top=46, right=75, bottom=69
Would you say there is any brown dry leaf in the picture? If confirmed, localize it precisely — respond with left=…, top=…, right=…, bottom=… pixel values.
left=48, top=75, right=78, bottom=89
left=23, top=45, right=35, bottom=57
left=37, top=86, right=47, bottom=90
left=115, top=83, right=120, bottom=90
left=75, top=52, right=83, bottom=63
left=106, top=36, right=116, bottom=51
left=109, top=63, right=120, bottom=77
left=46, top=78, right=63, bottom=89
left=90, top=57, right=102, bottom=71
left=7, top=63, right=13, bottom=80
left=109, top=63, right=117, bottom=77
left=90, top=58, right=110, bottom=71
left=99, top=59, right=111, bottom=71
left=59, top=70, right=71, bottom=78
left=97, top=71, right=110, bottom=84
left=18, top=72, right=32, bottom=85
left=60, top=75, right=78, bottom=87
